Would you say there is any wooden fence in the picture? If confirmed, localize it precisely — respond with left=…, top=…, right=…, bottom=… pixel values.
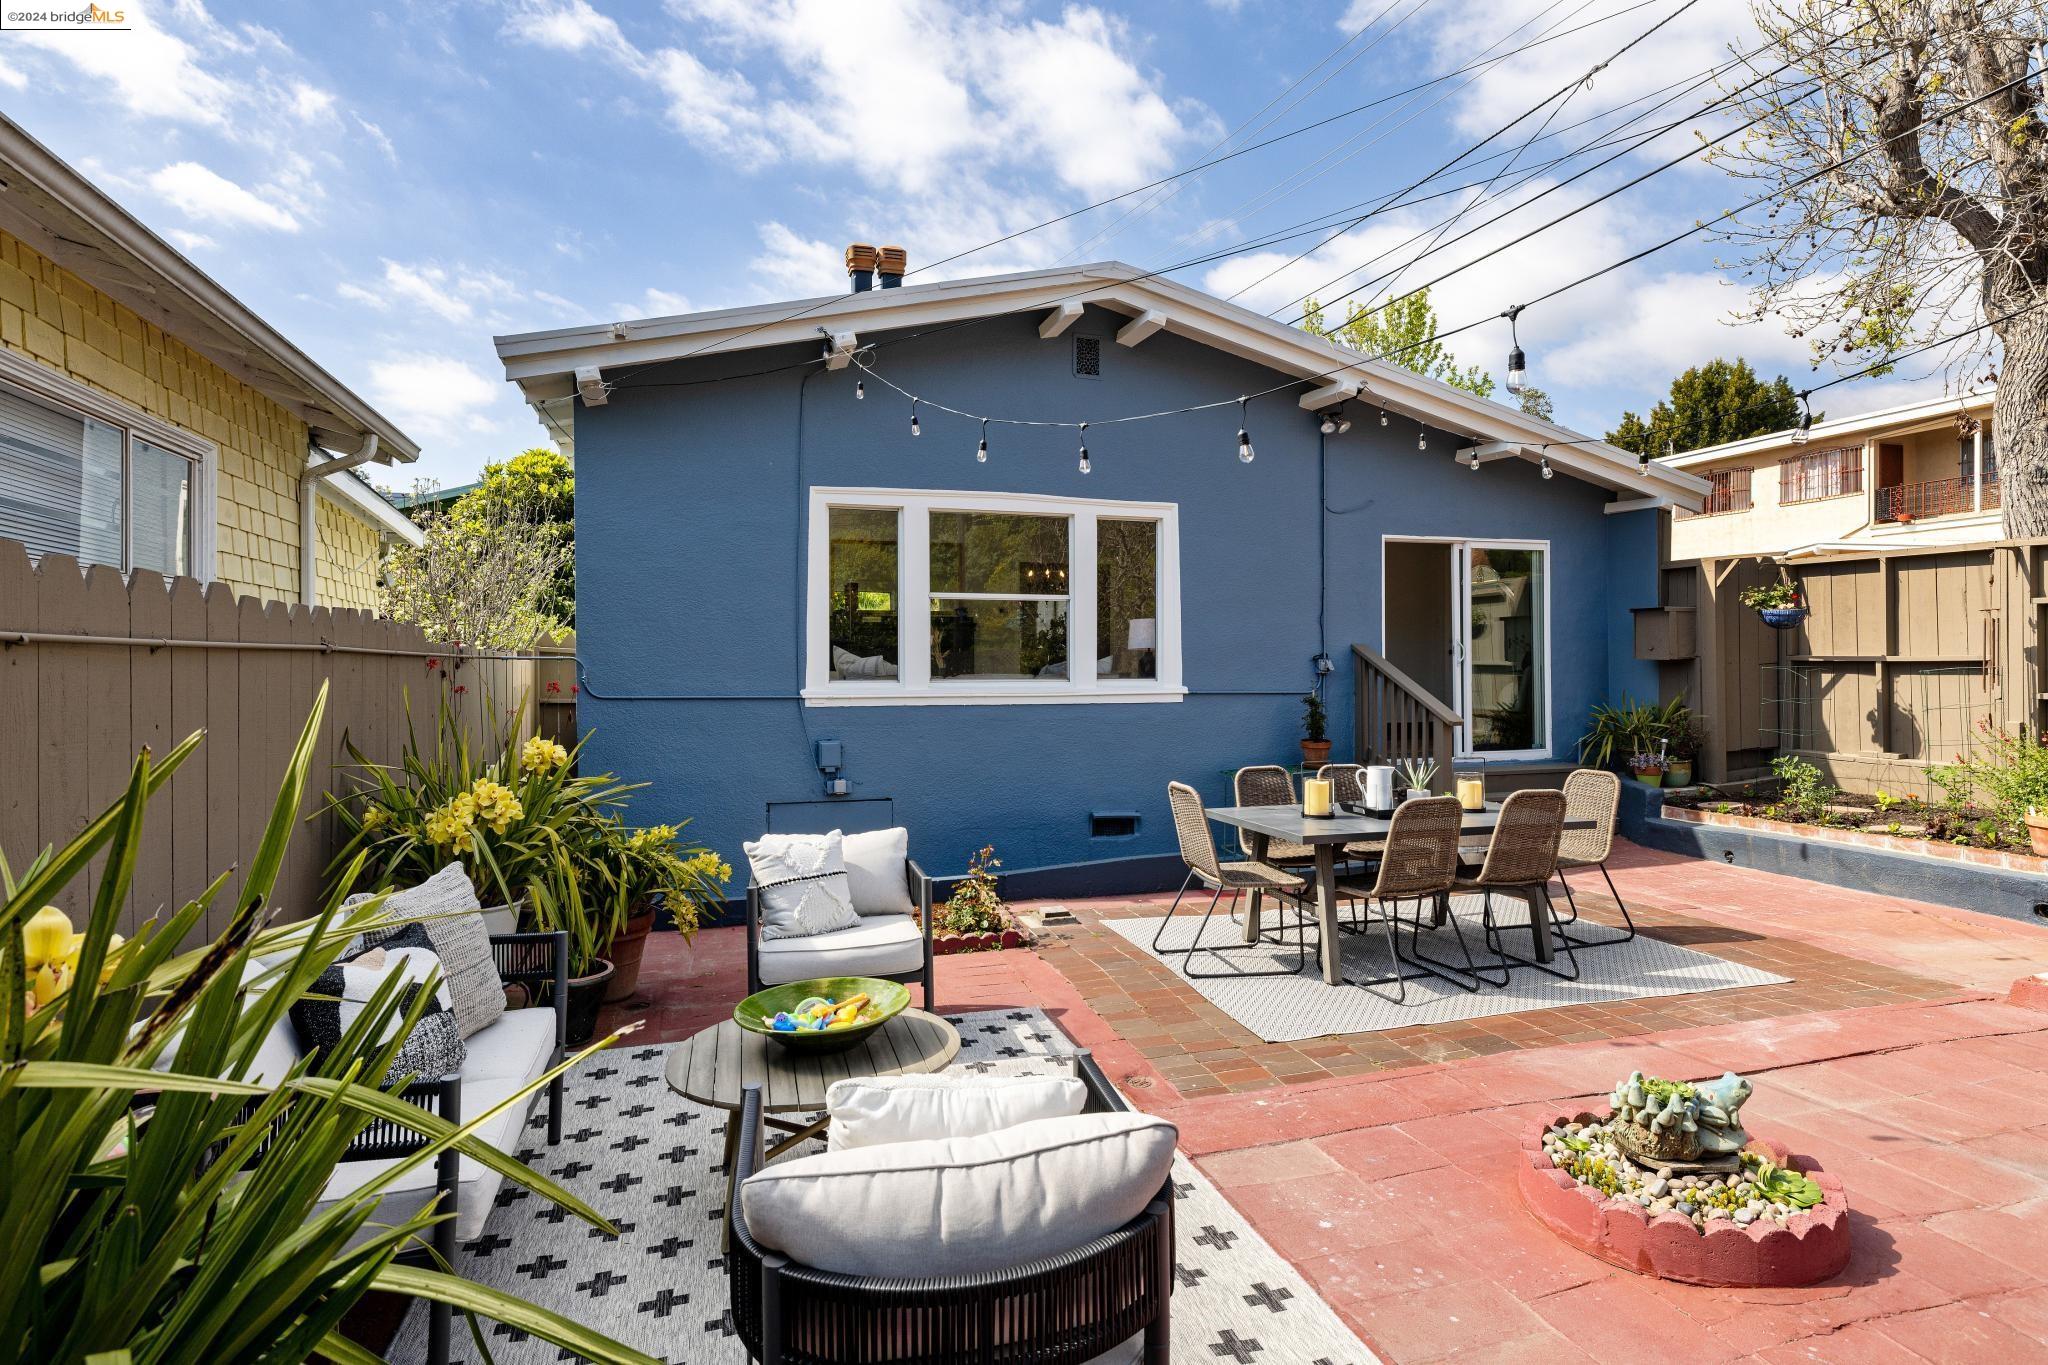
left=0, top=537, right=550, bottom=941
left=1641, top=536, right=2047, bottom=795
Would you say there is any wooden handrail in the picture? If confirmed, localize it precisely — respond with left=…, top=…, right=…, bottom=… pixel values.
left=1350, top=645, right=1462, bottom=725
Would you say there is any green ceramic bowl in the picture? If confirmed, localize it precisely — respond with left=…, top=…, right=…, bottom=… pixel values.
left=734, top=976, right=911, bottom=1053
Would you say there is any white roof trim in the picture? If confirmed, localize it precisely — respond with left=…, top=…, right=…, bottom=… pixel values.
left=492, top=261, right=1706, bottom=505
left=317, top=471, right=424, bottom=544
left=1661, top=389, right=1993, bottom=470
left=0, top=113, right=418, bottom=464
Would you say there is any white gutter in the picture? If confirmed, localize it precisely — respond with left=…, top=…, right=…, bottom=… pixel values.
left=300, top=436, right=380, bottom=606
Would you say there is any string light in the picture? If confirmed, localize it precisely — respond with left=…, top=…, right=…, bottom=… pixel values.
left=1379, top=407, right=1389, bottom=426
left=1792, top=391, right=1813, bottom=443
left=977, top=418, right=989, bottom=463
left=1468, top=450, right=1480, bottom=472
left=856, top=378, right=865, bottom=400
left=1540, top=454, right=1554, bottom=480
left=1236, top=398, right=1254, bottom=463
left=1418, top=422, right=1428, bottom=451
left=1078, top=422, right=1091, bottom=474
left=1503, top=304, right=1527, bottom=396
left=910, top=399, right=921, bottom=437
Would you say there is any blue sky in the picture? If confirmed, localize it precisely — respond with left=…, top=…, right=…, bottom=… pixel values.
left=0, top=0, right=1961, bottom=489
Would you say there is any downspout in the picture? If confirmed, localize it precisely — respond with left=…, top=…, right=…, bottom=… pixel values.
left=300, top=434, right=381, bottom=607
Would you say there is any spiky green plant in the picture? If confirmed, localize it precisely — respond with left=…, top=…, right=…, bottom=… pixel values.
left=3, top=684, right=654, bottom=1365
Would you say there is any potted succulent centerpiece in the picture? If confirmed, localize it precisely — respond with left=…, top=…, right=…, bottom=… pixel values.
left=1301, top=691, right=1332, bottom=767
left=1395, top=756, right=1439, bottom=801
left=1740, top=580, right=1808, bottom=629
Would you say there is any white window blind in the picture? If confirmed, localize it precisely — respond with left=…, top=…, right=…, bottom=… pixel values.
left=0, top=381, right=198, bottom=575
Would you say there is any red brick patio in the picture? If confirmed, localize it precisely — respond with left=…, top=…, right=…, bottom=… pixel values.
left=607, top=840, right=2048, bottom=1362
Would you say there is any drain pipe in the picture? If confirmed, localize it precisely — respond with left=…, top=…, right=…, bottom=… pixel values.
left=299, top=435, right=381, bottom=606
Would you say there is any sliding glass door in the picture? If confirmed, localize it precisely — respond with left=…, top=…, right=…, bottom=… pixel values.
left=1458, top=543, right=1547, bottom=756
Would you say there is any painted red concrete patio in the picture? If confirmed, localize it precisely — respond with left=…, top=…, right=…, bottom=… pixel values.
left=609, top=840, right=2048, bottom=1362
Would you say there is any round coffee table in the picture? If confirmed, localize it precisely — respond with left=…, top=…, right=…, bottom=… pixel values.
left=667, top=1007, right=961, bottom=1213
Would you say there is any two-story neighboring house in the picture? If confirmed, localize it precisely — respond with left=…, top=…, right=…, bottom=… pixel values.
left=0, top=114, right=421, bottom=609
left=1663, top=390, right=1997, bottom=564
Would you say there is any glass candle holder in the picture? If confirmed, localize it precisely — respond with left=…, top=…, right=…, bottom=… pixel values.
left=1454, top=764, right=1487, bottom=812
left=1302, top=777, right=1334, bottom=818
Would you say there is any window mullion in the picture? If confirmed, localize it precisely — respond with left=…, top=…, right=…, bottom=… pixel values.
left=901, top=503, right=932, bottom=690
left=1070, top=512, right=1097, bottom=693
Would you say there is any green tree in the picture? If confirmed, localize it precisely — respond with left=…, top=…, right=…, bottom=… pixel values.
left=1301, top=287, right=1494, bottom=397
left=1605, top=359, right=1801, bottom=457
left=453, top=448, right=575, bottom=626
left=1516, top=385, right=1555, bottom=422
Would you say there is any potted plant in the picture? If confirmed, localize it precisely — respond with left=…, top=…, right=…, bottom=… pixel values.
left=1740, top=580, right=1808, bottom=629
left=595, top=819, right=732, bottom=1002
left=526, top=851, right=621, bottom=1045
left=1579, top=694, right=1687, bottom=773
left=1628, top=748, right=1666, bottom=787
left=1665, top=718, right=1702, bottom=788
left=2028, top=807, right=2048, bottom=857
left=1395, top=756, right=1438, bottom=801
left=1301, top=691, right=1331, bottom=767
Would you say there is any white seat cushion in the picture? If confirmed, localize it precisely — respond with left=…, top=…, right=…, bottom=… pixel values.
left=826, top=1072, right=1086, bottom=1150
left=316, top=1007, right=555, bottom=1247
left=755, top=913, right=923, bottom=984
left=741, top=1111, right=1177, bottom=1277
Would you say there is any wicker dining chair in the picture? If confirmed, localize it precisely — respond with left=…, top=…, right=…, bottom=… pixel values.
left=1456, top=788, right=1574, bottom=983
left=1233, top=766, right=1317, bottom=867
left=1155, top=781, right=1317, bottom=978
left=1550, top=768, right=1636, bottom=947
left=1334, top=796, right=1478, bottom=1000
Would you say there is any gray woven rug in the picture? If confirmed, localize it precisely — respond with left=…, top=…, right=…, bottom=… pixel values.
left=388, top=1008, right=1375, bottom=1364
left=1101, top=894, right=1790, bottom=1043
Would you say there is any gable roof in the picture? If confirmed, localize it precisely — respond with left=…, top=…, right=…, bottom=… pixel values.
left=0, top=113, right=417, bottom=464
left=492, top=262, right=1705, bottom=506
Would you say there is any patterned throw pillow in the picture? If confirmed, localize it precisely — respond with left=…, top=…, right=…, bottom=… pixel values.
left=344, top=862, right=505, bottom=1038
left=743, top=831, right=862, bottom=940
left=289, top=923, right=467, bottom=1083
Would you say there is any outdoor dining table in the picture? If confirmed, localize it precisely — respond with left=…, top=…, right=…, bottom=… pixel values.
left=1204, top=800, right=1596, bottom=986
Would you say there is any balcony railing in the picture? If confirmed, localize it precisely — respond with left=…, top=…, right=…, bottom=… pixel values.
left=1877, top=475, right=2000, bottom=523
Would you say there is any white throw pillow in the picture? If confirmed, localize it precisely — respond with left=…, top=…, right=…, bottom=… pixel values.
left=744, top=831, right=861, bottom=940
left=741, top=1111, right=1177, bottom=1277
left=840, top=827, right=914, bottom=917
left=343, top=862, right=505, bottom=1038
left=826, top=1072, right=1087, bottom=1150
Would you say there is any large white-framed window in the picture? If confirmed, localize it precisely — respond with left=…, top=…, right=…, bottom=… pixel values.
left=0, top=347, right=216, bottom=579
left=804, top=487, right=1184, bottom=706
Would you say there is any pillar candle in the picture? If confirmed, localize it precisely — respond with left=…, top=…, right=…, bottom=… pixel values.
left=1456, top=776, right=1485, bottom=811
left=1303, top=777, right=1333, bottom=817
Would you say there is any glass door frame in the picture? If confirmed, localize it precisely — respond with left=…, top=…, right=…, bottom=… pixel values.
left=1380, top=535, right=1553, bottom=761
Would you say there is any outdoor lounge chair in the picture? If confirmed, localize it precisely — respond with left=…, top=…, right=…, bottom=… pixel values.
left=725, top=1050, right=1175, bottom=1365
left=1550, top=768, right=1637, bottom=946
left=744, top=847, right=936, bottom=1011
left=1154, top=780, right=1317, bottom=977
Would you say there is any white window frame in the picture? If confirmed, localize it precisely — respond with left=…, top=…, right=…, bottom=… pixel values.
left=1380, top=535, right=1554, bottom=762
left=805, top=487, right=1184, bottom=706
left=0, top=346, right=217, bottom=580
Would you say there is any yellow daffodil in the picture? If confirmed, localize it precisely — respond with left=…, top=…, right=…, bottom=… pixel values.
left=521, top=736, right=569, bottom=774
left=32, top=961, right=70, bottom=1008
left=23, top=906, right=73, bottom=967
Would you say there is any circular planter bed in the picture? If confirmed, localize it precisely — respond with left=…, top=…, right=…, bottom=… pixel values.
left=933, top=928, right=1030, bottom=955
left=1517, top=1111, right=1850, bottom=1287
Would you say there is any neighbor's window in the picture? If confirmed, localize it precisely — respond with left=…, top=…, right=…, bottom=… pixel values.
left=1778, top=446, right=1861, bottom=504
left=807, top=490, right=1181, bottom=703
left=0, top=379, right=201, bottom=576
left=1688, top=467, right=1751, bottom=516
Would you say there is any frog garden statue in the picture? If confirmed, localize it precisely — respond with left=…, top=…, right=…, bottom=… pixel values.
left=1606, top=1070, right=1753, bottom=1170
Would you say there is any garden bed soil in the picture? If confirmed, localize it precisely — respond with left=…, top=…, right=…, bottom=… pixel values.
left=1663, top=782, right=2045, bottom=862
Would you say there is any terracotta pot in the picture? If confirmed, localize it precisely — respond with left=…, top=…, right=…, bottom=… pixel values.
left=1633, top=764, right=1663, bottom=787
left=2028, top=815, right=2048, bottom=858
left=564, top=959, right=615, bottom=1046
left=1301, top=739, right=1332, bottom=766
left=603, top=901, right=659, bottom=1003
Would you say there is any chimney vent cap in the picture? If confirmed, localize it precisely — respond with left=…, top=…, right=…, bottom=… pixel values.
left=844, top=243, right=879, bottom=271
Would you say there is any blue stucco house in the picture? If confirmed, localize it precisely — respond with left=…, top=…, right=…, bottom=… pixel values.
left=493, top=255, right=1705, bottom=901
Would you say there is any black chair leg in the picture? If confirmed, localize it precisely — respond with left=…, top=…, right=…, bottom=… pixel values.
left=1151, top=870, right=1200, bottom=953
left=1401, top=890, right=1501, bottom=991
left=1340, top=896, right=1423, bottom=1002
left=1552, top=863, right=1639, bottom=949
left=1184, top=886, right=1314, bottom=979
left=1484, top=887, right=1581, bottom=981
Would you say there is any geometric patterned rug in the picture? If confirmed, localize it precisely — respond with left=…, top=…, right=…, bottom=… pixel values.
left=387, top=1008, right=1377, bottom=1364
left=1103, top=893, right=1790, bottom=1043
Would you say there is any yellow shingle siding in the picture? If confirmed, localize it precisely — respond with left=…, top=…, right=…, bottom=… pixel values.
left=0, top=228, right=389, bottom=609
left=315, top=495, right=384, bottom=611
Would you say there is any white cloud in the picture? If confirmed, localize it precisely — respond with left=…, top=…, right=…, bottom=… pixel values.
left=16, top=10, right=237, bottom=125
left=505, top=0, right=642, bottom=63
left=336, top=282, right=388, bottom=310
left=0, top=59, right=25, bottom=90
left=287, top=80, right=336, bottom=122
left=353, top=115, right=399, bottom=163
left=366, top=354, right=505, bottom=438
left=750, top=222, right=845, bottom=298
left=147, top=162, right=300, bottom=231
left=341, top=259, right=525, bottom=324
left=641, top=288, right=692, bottom=314
left=165, top=229, right=218, bottom=253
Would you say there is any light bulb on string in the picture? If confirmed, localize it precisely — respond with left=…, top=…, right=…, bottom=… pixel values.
left=1379, top=408, right=1389, bottom=427
left=1418, top=423, right=1428, bottom=451
left=1503, top=304, right=1527, bottom=396
left=976, top=419, right=988, bottom=464
left=1468, top=452, right=1480, bottom=473
left=909, top=399, right=920, bottom=437
left=1236, top=398, right=1254, bottom=463
left=1077, top=422, right=1091, bottom=474
left=1792, top=391, right=1814, bottom=444
left=855, top=378, right=865, bottom=400
left=1539, top=454, right=1554, bottom=480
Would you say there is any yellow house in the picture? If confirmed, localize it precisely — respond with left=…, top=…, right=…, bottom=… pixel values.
left=0, top=114, right=421, bottom=610
left=1661, top=390, right=1997, bottom=564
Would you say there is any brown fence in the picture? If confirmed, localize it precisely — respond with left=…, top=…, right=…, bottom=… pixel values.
left=0, top=538, right=551, bottom=941
left=1641, top=536, right=2047, bottom=795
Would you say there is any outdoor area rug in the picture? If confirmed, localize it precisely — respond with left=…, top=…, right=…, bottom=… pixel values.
left=388, top=1007, right=1375, bottom=1365
left=1103, top=893, right=1790, bottom=1043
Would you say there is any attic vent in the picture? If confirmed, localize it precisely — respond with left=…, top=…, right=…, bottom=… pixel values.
left=1073, top=335, right=1102, bottom=379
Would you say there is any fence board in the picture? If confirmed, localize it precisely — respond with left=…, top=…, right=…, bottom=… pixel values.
left=167, top=577, right=208, bottom=918
left=129, top=570, right=174, bottom=924
left=36, top=557, right=91, bottom=906
left=0, top=541, right=39, bottom=869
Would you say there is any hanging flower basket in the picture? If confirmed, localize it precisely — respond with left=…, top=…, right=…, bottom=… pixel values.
left=1739, top=582, right=1805, bottom=629
left=1758, top=606, right=1809, bottom=630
